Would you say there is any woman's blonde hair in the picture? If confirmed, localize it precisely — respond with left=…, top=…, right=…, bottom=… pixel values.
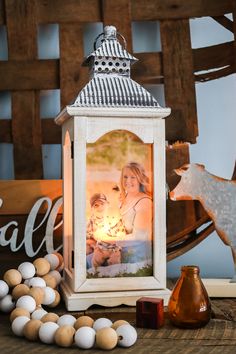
left=120, top=162, right=151, bottom=199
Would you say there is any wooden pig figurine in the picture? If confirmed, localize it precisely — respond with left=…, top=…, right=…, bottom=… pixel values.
left=169, top=163, right=236, bottom=281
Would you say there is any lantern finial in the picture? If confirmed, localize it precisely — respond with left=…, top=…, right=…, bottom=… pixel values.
left=104, top=26, right=117, bottom=40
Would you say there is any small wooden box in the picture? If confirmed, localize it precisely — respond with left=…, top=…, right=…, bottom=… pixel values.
left=136, top=297, right=164, bottom=329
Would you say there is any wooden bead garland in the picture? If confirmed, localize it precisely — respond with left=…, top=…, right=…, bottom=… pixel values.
left=0, top=252, right=137, bottom=350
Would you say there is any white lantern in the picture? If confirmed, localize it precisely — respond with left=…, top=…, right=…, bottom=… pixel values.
left=55, top=26, right=171, bottom=310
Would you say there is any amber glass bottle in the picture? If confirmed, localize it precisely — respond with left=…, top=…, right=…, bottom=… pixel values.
left=168, top=265, right=211, bottom=328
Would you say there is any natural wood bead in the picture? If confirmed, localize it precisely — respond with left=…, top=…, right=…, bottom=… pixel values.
left=54, top=325, right=76, bottom=347
left=3, top=269, right=22, bottom=287
left=12, top=284, right=30, bottom=300
left=33, top=258, right=51, bottom=276
left=10, top=307, right=30, bottom=323
left=96, top=327, right=118, bottom=350
left=23, top=319, right=42, bottom=341
left=28, top=287, right=45, bottom=306
left=111, top=320, right=129, bottom=330
left=41, top=312, right=59, bottom=323
left=42, top=274, right=57, bottom=289
left=74, top=315, right=94, bottom=330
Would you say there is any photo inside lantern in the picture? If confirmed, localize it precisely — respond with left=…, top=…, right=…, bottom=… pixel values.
left=86, top=130, right=153, bottom=278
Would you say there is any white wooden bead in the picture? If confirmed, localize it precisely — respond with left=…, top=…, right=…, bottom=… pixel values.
left=42, top=286, right=55, bottom=305
left=74, top=326, right=96, bottom=349
left=16, top=295, right=36, bottom=313
left=38, top=321, right=59, bottom=344
left=31, top=308, right=48, bottom=320
left=93, top=317, right=113, bottom=331
left=57, top=314, right=76, bottom=327
left=24, top=278, right=31, bottom=286
left=0, top=280, right=9, bottom=299
left=28, top=277, right=46, bottom=288
left=116, top=324, right=137, bottom=347
left=0, top=294, right=15, bottom=313
left=11, top=316, right=30, bottom=336
left=44, top=254, right=60, bottom=270
left=18, top=262, right=36, bottom=279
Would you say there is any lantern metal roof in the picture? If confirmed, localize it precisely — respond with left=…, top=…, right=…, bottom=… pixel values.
left=71, top=26, right=161, bottom=109
left=83, top=26, right=137, bottom=65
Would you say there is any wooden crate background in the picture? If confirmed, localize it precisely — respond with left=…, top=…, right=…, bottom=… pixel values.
left=0, top=0, right=236, bottom=269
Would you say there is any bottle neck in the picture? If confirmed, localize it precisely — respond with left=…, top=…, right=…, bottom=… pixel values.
left=181, top=265, right=200, bottom=276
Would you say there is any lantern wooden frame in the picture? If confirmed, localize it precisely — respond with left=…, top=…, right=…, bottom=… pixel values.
left=56, top=106, right=171, bottom=310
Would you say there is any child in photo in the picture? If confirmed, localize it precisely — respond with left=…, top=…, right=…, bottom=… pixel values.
left=86, top=193, right=125, bottom=268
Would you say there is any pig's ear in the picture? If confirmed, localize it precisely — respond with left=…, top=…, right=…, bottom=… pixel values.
left=174, top=164, right=189, bottom=176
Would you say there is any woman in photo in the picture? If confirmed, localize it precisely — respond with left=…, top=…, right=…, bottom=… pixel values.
left=118, top=162, right=153, bottom=264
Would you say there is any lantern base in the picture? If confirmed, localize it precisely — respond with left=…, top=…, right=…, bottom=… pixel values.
left=60, top=280, right=171, bottom=311
left=202, top=278, right=236, bottom=297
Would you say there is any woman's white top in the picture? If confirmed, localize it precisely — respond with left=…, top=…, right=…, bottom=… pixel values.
left=120, top=194, right=152, bottom=241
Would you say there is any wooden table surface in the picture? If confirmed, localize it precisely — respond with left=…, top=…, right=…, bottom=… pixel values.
left=1, top=298, right=236, bottom=354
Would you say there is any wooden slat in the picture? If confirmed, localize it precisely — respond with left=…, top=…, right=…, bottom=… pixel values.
left=0, top=60, right=59, bottom=91
left=160, top=19, right=198, bottom=143
left=167, top=215, right=210, bottom=245
left=0, top=119, right=11, bottom=142
left=0, top=42, right=235, bottom=146
left=5, top=0, right=43, bottom=179
left=167, top=222, right=215, bottom=261
left=36, top=0, right=101, bottom=24
left=36, top=0, right=234, bottom=23
left=0, top=0, right=231, bottom=25
left=102, top=0, right=132, bottom=52
left=166, top=143, right=190, bottom=190
left=166, top=143, right=199, bottom=240
left=133, top=41, right=235, bottom=84
left=0, top=119, right=61, bottom=144
left=1, top=0, right=235, bottom=25
left=0, top=180, right=62, bottom=214
left=0, top=0, right=5, bottom=24
left=41, top=119, right=61, bottom=144
left=59, top=23, right=87, bottom=108
left=6, top=1, right=37, bottom=60
left=0, top=41, right=234, bottom=93
left=132, top=41, right=235, bottom=83
left=131, top=0, right=233, bottom=21
left=1, top=44, right=234, bottom=146
left=132, top=52, right=163, bottom=82
left=11, top=91, right=42, bottom=178
left=193, top=41, right=234, bottom=72
left=195, top=66, right=234, bottom=82
left=212, top=15, right=234, bottom=33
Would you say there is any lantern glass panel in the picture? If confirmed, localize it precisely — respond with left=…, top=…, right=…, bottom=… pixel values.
left=86, top=130, right=153, bottom=278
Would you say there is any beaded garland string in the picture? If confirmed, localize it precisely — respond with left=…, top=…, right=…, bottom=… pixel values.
left=0, top=253, right=137, bottom=350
